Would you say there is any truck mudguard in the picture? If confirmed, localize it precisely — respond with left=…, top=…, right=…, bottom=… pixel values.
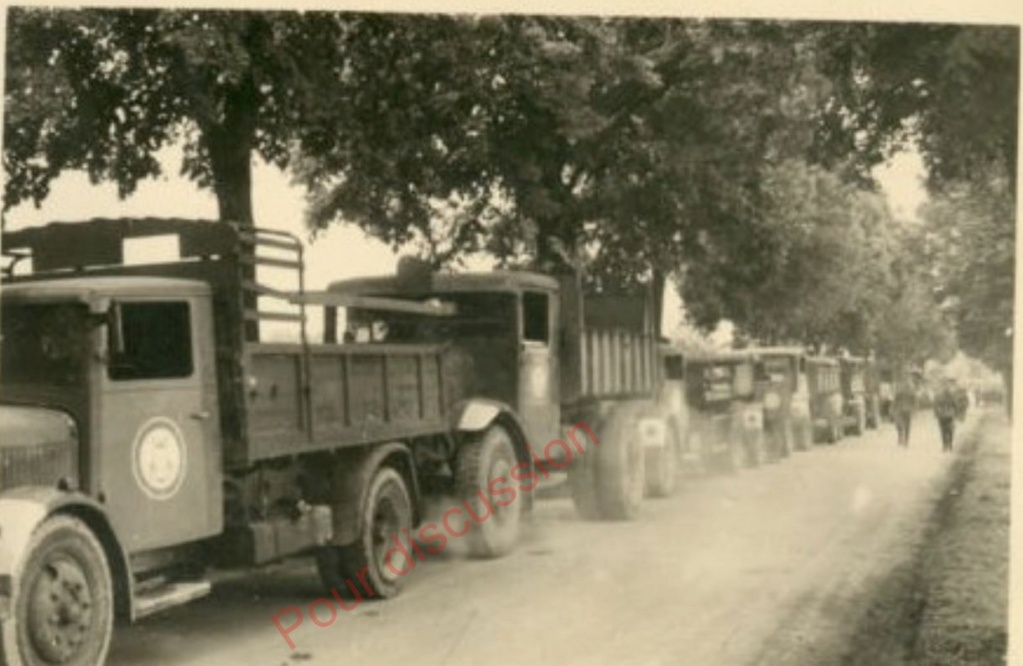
left=0, top=486, right=132, bottom=621
left=450, top=399, right=531, bottom=461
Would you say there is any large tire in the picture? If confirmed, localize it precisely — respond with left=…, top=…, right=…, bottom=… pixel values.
left=455, top=425, right=522, bottom=558
left=779, top=420, right=794, bottom=458
left=594, top=405, right=647, bottom=520
left=645, top=421, right=680, bottom=499
left=849, top=407, right=865, bottom=436
left=740, top=427, right=764, bottom=468
left=317, top=466, right=413, bottom=599
left=795, top=420, right=813, bottom=451
left=568, top=453, right=601, bottom=520
left=0, top=515, right=114, bottom=666
left=719, top=435, right=746, bottom=474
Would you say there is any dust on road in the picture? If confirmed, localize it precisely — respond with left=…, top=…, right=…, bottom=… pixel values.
left=109, top=415, right=967, bottom=666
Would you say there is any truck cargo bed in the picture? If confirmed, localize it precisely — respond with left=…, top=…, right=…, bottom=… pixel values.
left=232, top=342, right=455, bottom=466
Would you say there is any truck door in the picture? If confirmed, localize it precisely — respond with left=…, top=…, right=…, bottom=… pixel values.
left=519, top=291, right=559, bottom=447
left=98, top=295, right=223, bottom=553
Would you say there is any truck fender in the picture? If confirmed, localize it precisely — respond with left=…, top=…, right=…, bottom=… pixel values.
left=328, top=443, right=420, bottom=546
left=450, top=399, right=530, bottom=465
left=451, top=399, right=504, bottom=432
left=0, top=486, right=133, bottom=621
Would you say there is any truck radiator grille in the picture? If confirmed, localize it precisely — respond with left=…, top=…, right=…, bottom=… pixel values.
left=0, top=442, right=78, bottom=490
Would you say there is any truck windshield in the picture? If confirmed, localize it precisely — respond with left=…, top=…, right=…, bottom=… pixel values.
left=346, top=293, right=514, bottom=343
left=1, top=303, right=91, bottom=387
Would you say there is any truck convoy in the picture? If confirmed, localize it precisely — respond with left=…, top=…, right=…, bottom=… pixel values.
left=0, top=218, right=663, bottom=666
left=0, top=217, right=893, bottom=666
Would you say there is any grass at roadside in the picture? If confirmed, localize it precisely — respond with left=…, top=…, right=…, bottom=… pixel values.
left=912, top=411, right=1010, bottom=665
left=840, top=410, right=1010, bottom=666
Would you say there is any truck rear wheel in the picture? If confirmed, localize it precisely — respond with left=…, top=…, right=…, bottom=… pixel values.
left=779, top=420, right=794, bottom=458
left=849, top=409, right=865, bottom=436
left=595, top=406, right=646, bottom=520
left=568, top=454, right=601, bottom=520
left=1, top=515, right=113, bottom=666
left=795, top=420, right=812, bottom=451
left=317, top=466, right=412, bottom=599
left=745, top=430, right=765, bottom=467
left=455, top=425, right=522, bottom=558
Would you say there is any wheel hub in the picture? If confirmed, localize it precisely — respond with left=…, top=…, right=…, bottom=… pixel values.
left=27, top=559, right=94, bottom=664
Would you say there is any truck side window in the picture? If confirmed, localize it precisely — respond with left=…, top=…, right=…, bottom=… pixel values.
left=523, top=292, right=549, bottom=344
left=109, top=301, right=193, bottom=381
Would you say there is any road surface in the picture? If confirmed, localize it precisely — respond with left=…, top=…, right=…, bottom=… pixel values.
left=109, top=414, right=966, bottom=666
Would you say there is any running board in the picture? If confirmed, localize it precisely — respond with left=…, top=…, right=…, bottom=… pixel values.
left=134, top=580, right=212, bottom=620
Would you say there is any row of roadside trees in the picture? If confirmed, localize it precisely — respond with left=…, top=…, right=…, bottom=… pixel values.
left=3, top=10, right=1017, bottom=391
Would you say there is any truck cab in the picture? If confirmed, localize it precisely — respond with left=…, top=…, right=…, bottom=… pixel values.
left=328, top=269, right=563, bottom=451
left=1, top=277, right=225, bottom=550
left=683, top=352, right=766, bottom=471
left=753, top=347, right=814, bottom=455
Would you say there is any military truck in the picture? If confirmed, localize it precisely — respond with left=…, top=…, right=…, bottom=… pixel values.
left=806, top=356, right=844, bottom=443
left=839, top=356, right=868, bottom=436
left=682, top=352, right=766, bottom=471
left=862, top=357, right=883, bottom=429
left=0, top=218, right=662, bottom=665
left=753, top=347, right=813, bottom=456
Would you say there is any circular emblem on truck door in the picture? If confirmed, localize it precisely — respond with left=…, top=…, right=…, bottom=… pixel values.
left=132, top=417, right=187, bottom=500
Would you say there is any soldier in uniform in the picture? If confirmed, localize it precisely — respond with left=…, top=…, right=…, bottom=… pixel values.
left=933, top=378, right=960, bottom=452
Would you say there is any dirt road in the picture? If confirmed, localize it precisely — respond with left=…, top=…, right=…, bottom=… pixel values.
left=109, top=413, right=972, bottom=666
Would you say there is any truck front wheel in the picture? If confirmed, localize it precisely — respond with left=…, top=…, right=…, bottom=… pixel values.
left=455, top=425, right=522, bottom=558
left=317, top=466, right=413, bottom=599
left=1, top=515, right=114, bottom=666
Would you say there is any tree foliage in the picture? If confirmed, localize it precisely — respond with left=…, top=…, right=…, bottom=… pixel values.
left=813, top=23, right=1018, bottom=192
left=4, top=11, right=1014, bottom=372
left=679, top=159, right=954, bottom=361
left=920, top=170, right=1015, bottom=376
left=5, top=7, right=346, bottom=224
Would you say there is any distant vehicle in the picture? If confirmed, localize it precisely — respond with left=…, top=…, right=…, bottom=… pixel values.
left=863, top=357, right=883, bottom=429
left=839, top=356, right=868, bottom=436
left=683, top=352, right=766, bottom=471
left=878, top=365, right=895, bottom=421
left=807, top=356, right=844, bottom=443
left=751, top=347, right=814, bottom=456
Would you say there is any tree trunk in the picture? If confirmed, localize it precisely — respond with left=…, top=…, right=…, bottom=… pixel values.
left=207, top=79, right=258, bottom=227
left=204, top=77, right=259, bottom=338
